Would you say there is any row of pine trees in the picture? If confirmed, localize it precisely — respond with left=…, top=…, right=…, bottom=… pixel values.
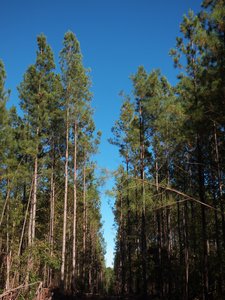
left=111, top=0, right=225, bottom=299
left=0, top=32, right=105, bottom=298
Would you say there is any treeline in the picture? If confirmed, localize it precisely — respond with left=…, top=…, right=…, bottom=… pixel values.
left=0, top=32, right=105, bottom=298
left=110, top=0, right=225, bottom=299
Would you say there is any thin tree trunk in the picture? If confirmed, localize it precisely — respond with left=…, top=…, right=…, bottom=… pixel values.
left=48, top=165, right=55, bottom=286
left=134, top=170, right=140, bottom=295
left=126, top=158, right=132, bottom=294
left=25, top=178, right=35, bottom=289
left=86, top=197, right=89, bottom=290
left=88, top=226, right=93, bottom=293
left=5, top=251, right=11, bottom=291
left=11, top=179, right=34, bottom=288
left=176, top=197, right=182, bottom=264
left=31, top=127, right=39, bottom=244
left=197, top=135, right=209, bottom=300
left=139, top=100, right=147, bottom=296
left=61, top=108, right=69, bottom=287
left=72, top=122, right=77, bottom=291
left=183, top=202, right=189, bottom=300
left=188, top=156, right=197, bottom=254
left=210, top=130, right=223, bottom=295
left=50, top=171, right=55, bottom=252
left=0, top=186, right=10, bottom=228
left=211, top=172, right=223, bottom=295
left=31, top=155, right=38, bottom=243
left=83, top=159, right=87, bottom=289
left=5, top=185, right=10, bottom=290
left=156, top=160, right=162, bottom=297
left=18, top=179, right=33, bottom=257
left=166, top=207, right=172, bottom=297
left=28, top=198, right=33, bottom=246
left=0, top=182, right=10, bottom=284
left=213, top=122, right=225, bottom=248
left=119, top=192, right=125, bottom=295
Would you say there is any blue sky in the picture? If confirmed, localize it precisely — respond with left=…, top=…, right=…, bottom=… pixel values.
left=1, top=0, right=201, bottom=267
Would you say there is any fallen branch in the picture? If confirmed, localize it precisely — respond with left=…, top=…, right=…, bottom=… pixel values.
left=127, top=176, right=224, bottom=214
left=0, top=281, right=41, bottom=299
left=152, top=198, right=189, bottom=211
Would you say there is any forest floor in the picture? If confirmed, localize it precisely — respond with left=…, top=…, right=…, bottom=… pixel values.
left=51, top=290, right=153, bottom=300
left=52, top=297, right=152, bottom=300
left=51, top=290, right=116, bottom=299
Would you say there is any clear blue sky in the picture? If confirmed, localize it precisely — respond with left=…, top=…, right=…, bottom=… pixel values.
left=1, top=0, right=201, bottom=267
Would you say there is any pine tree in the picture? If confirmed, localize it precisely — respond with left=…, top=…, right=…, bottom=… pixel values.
left=59, top=31, right=104, bottom=293
left=18, top=34, right=59, bottom=284
left=0, top=32, right=105, bottom=298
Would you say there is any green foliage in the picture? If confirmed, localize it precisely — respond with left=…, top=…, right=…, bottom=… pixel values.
left=103, top=267, right=115, bottom=295
left=0, top=32, right=105, bottom=296
left=111, top=1, right=225, bottom=298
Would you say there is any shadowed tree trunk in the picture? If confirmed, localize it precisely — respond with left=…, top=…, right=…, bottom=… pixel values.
left=197, top=135, right=209, bottom=300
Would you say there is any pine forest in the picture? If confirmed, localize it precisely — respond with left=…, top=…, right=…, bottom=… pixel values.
left=1, top=0, right=225, bottom=299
